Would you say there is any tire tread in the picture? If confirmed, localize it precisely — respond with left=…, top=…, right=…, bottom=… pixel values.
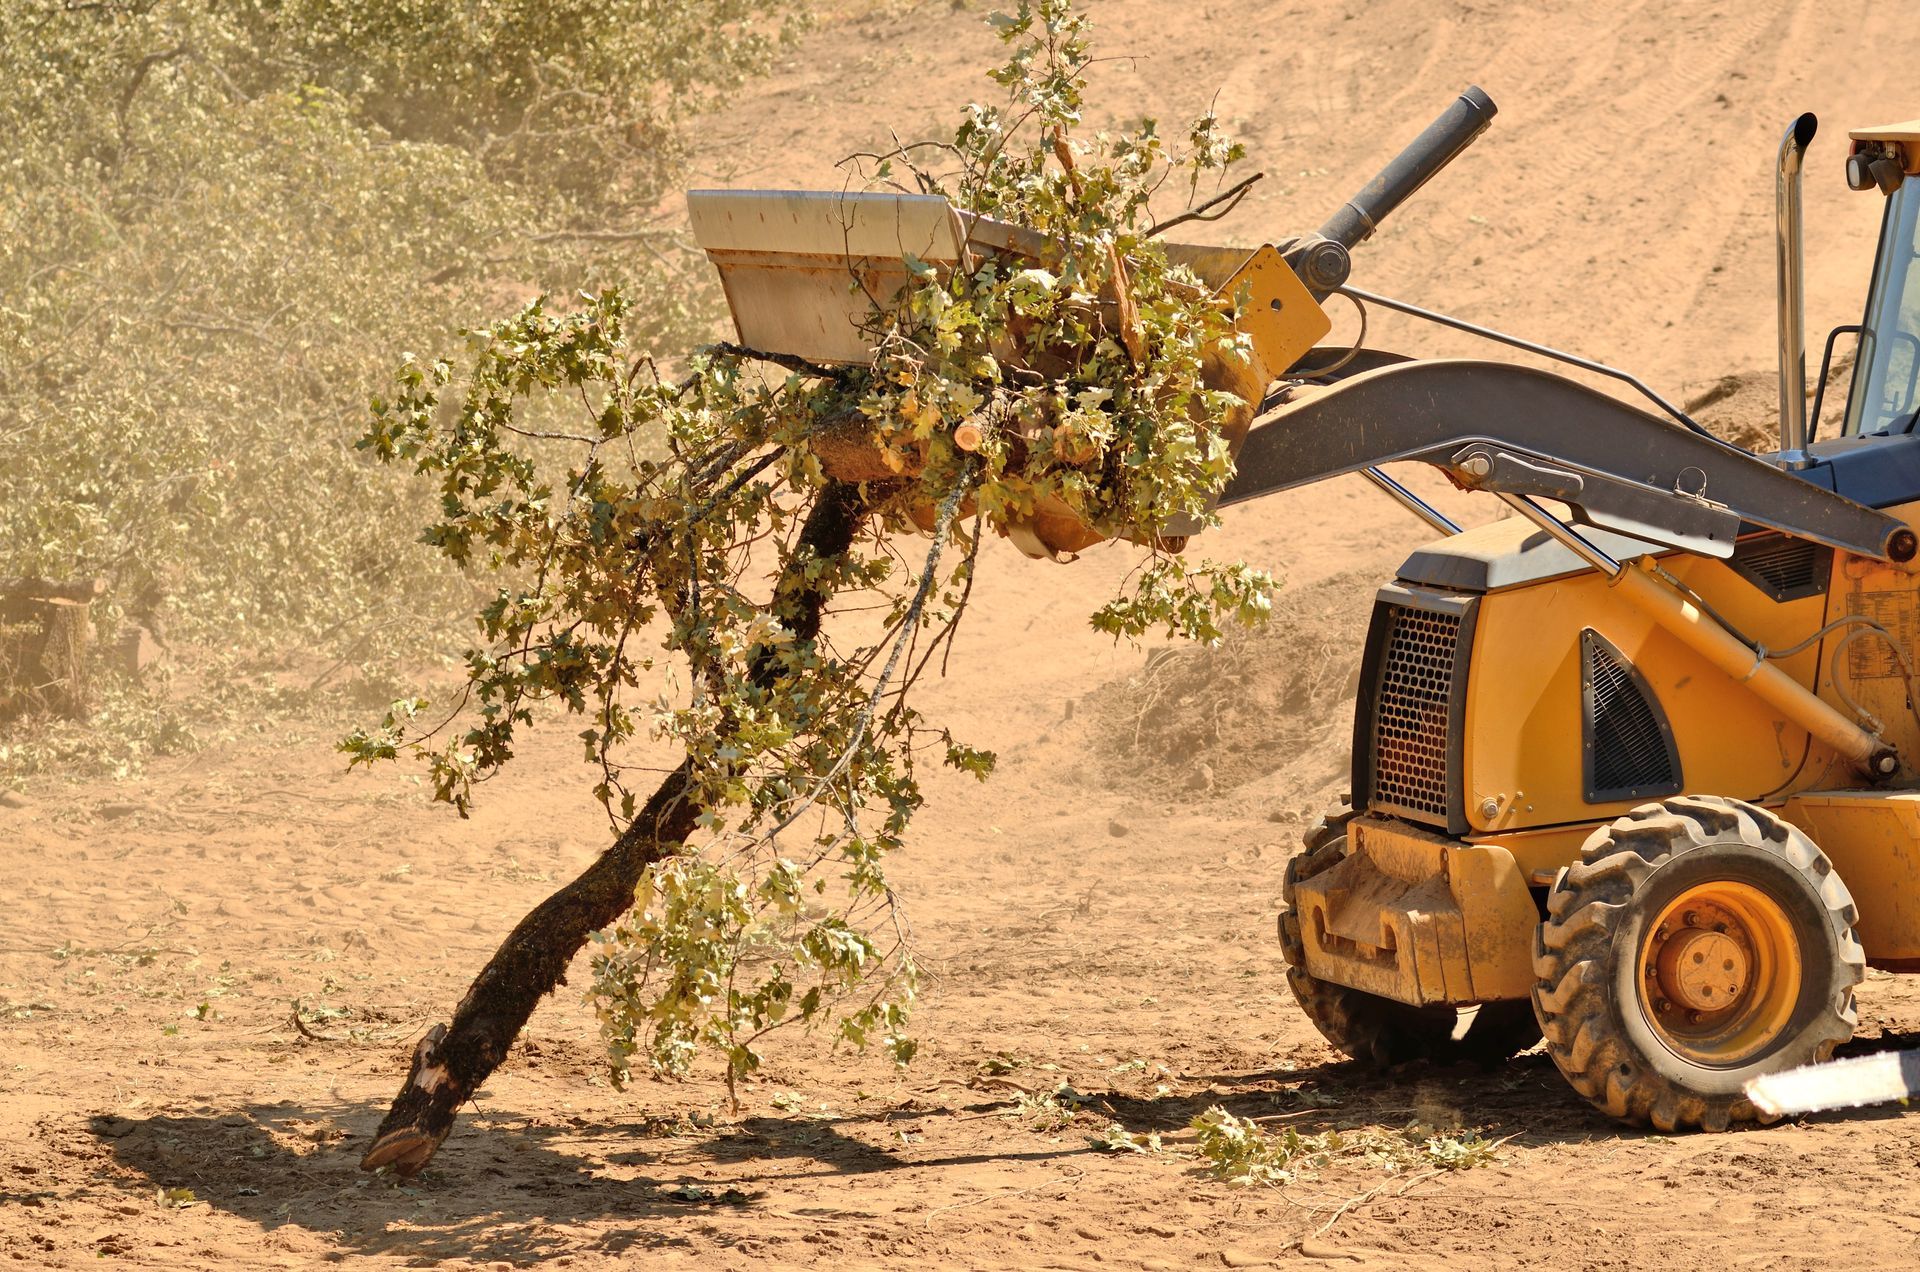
left=1531, top=795, right=1863, bottom=1131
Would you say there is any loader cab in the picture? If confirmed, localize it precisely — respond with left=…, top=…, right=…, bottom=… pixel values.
left=1840, top=124, right=1920, bottom=438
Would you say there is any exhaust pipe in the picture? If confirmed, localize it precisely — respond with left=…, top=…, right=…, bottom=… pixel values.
left=1777, top=113, right=1818, bottom=466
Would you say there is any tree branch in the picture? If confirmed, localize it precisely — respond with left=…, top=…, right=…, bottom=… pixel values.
left=1145, top=171, right=1264, bottom=239
left=526, top=227, right=681, bottom=244
left=707, top=341, right=840, bottom=380
left=357, top=482, right=870, bottom=1179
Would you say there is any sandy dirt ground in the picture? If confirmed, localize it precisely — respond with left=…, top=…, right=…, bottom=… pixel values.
left=11, top=1, right=1920, bottom=1268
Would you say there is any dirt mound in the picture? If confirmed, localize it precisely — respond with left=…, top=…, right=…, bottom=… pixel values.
left=1082, top=571, right=1375, bottom=803
left=1685, top=370, right=1781, bottom=450
left=1684, top=347, right=1854, bottom=452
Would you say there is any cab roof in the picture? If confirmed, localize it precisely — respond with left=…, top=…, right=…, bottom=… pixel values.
left=1850, top=119, right=1920, bottom=144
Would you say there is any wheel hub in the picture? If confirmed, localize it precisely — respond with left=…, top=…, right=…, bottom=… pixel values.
left=1638, top=881, right=1802, bottom=1066
left=1655, top=927, right=1747, bottom=1013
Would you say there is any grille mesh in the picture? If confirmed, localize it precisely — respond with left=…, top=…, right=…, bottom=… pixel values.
left=1730, top=534, right=1830, bottom=601
left=1370, top=605, right=1461, bottom=820
left=1584, top=632, right=1681, bottom=800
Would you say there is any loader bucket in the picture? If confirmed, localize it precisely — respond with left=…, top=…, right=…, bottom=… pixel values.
left=686, top=189, right=1330, bottom=557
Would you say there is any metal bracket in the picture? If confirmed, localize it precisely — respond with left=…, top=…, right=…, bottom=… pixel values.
left=1446, top=444, right=1741, bottom=558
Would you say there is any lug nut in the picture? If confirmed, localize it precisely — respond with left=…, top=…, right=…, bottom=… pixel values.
left=1684, top=911, right=1700, bottom=927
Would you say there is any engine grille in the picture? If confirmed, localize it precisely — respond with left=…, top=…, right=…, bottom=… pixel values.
left=1367, top=602, right=1465, bottom=822
left=1582, top=630, right=1682, bottom=802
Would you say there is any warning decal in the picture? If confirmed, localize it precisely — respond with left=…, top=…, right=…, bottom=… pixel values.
left=1847, top=590, right=1919, bottom=680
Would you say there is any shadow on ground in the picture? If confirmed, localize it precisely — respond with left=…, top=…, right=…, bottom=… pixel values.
left=1107, top=1028, right=1920, bottom=1145
left=87, top=1099, right=695, bottom=1263
left=81, top=1031, right=1920, bottom=1263
left=1107, top=1048, right=1614, bottom=1148
left=82, top=1094, right=1085, bottom=1264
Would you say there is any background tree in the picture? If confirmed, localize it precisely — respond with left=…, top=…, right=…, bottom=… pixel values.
left=0, top=0, right=802, bottom=737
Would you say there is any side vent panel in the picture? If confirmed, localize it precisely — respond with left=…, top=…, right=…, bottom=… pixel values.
left=1727, top=533, right=1832, bottom=602
left=1581, top=630, right=1683, bottom=804
left=1353, top=585, right=1478, bottom=835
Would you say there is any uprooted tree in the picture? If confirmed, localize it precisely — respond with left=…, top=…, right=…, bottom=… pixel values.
left=344, top=0, right=1278, bottom=1176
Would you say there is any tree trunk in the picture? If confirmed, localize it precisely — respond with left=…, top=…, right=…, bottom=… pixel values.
left=358, top=482, right=868, bottom=1177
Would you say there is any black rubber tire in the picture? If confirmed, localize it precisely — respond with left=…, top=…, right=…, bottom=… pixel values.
left=1279, top=808, right=1542, bottom=1067
left=1532, top=795, right=1864, bottom=1132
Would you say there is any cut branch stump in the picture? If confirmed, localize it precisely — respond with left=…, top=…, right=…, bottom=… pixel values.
left=0, top=578, right=106, bottom=722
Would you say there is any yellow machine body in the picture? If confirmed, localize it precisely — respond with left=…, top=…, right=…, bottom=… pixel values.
left=1296, top=500, right=1920, bottom=1007
left=1254, top=97, right=1920, bottom=1125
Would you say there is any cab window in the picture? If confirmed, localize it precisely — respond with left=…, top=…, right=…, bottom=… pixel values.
left=1845, top=180, right=1920, bottom=435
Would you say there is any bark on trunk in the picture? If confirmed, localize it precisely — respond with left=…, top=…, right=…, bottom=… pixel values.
left=358, top=482, right=868, bottom=1177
